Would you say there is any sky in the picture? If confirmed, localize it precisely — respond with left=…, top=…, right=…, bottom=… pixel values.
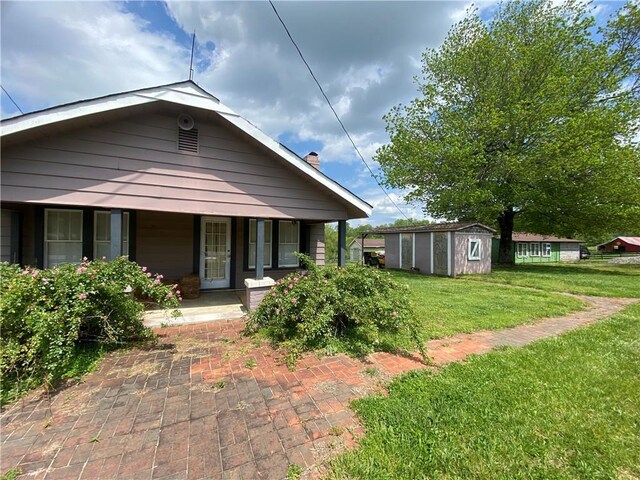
left=0, top=0, right=622, bottom=226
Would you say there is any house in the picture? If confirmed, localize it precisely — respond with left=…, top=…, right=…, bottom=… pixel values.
left=0, top=81, right=372, bottom=308
left=367, top=222, right=495, bottom=276
left=348, top=237, right=385, bottom=263
left=491, top=233, right=583, bottom=263
left=597, top=237, right=640, bottom=253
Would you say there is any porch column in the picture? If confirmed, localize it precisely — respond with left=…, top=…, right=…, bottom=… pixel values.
left=255, top=217, right=264, bottom=280
left=110, top=209, right=122, bottom=259
left=338, top=220, right=347, bottom=267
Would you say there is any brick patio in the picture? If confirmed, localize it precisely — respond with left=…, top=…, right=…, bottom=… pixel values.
left=1, top=295, right=636, bottom=479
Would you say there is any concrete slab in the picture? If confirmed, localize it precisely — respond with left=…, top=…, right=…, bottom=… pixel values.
left=143, top=290, right=246, bottom=327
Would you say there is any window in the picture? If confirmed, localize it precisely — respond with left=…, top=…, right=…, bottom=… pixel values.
left=529, top=242, right=540, bottom=256
left=516, top=243, right=528, bottom=257
left=542, top=242, right=552, bottom=257
left=468, top=238, right=481, bottom=260
left=45, top=209, right=83, bottom=267
left=279, top=221, right=300, bottom=267
left=94, top=211, right=129, bottom=260
left=248, top=219, right=272, bottom=269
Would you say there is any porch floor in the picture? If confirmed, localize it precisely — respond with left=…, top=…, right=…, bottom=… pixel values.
left=143, top=290, right=246, bottom=327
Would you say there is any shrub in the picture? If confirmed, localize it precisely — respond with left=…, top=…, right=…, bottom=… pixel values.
left=0, top=257, right=180, bottom=403
left=246, top=254, right=424, bottom=360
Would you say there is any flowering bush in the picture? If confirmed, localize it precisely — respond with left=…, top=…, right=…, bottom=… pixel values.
left=246, top=254, right=424, bottom=360
left=0, top=257, right=180, bottom=403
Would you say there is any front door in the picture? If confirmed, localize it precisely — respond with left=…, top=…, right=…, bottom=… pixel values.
left=200, top=217, right=231, bottom=289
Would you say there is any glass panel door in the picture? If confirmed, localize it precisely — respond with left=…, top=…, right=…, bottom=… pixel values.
left=200, top=217, right=231, bottom=289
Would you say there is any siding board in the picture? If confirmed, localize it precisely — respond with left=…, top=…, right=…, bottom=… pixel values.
left=1, top=110, right=350, bottom=220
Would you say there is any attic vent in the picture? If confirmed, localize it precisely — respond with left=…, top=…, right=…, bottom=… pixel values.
left=177, top=128, right=199, bottom=153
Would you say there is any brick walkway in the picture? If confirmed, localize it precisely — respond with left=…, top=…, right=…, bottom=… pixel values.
left=1, top=295, right=636, bottom=479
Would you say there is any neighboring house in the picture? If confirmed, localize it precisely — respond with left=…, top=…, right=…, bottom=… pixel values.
left=0, top=81, right=372, bottom=307
left=491, top=233, right=583, bottom=263
left=597, top=237, right=640, bottom=253
left=348, top=237, right=385, bottom=262
left=367, top=222, right=495, bottom=276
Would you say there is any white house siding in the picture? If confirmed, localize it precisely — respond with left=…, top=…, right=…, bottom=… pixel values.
left=559, top=243, right=580, bottom=261
left=1, top=107, right=352, bottom=221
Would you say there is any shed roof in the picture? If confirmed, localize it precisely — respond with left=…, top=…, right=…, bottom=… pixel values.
left=349, top=238, right=385, bottom=249
left=0, top=80, right=372, bottom=218
left=510, top=232, right=583, bottom=243
left=366, top=222, right=495, bottom=235
left=597, top=237, right=640, bottom=247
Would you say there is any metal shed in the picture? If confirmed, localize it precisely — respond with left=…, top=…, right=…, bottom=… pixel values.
left=366, top=222, right=495, bottom=277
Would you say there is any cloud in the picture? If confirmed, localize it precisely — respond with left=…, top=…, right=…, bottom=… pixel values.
left=0, top=1, right=473, bottom=225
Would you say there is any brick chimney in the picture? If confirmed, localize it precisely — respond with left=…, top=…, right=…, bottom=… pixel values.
left=303, top=151, right=320, bottom=169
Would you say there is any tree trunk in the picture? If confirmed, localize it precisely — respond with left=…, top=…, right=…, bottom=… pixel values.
left=497, top=209, right=515, bottom=266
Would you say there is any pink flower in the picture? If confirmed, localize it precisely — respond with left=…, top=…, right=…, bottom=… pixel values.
left=102, top=256, right=107, bottom=260
left=31, top=271, right=39, bottom=278
left=391, top=311, right=398, bottom=317
left=288, top=284, right=293, bottom=289
left=272, top=293, right=276, bottom=297
left=141, top=266, right=147, bottom=272
left=153, top=278, right=161, bottom=285
left=178, top=296, right=183, bottom=302
left=78, top=293, right=87, bottom=300
left=283, top=289, right=288, bottom=295
left=291, top=298, right=297, bottom=304
left=176, top=290, right=180, bottom=295
left=167, top=291, right=174, bottom=298
left=42, top=279, right=49, bottom=285
left=76, top=267, right=86, bottom=274
left=21, top=269, right=30, bottom=275
left=146, top=273, right=152, bottom=277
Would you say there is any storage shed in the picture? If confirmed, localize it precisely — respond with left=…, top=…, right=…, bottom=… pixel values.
left=597, top=237, right=640, bottom=253
left=366, top=222, right=495, bottom=276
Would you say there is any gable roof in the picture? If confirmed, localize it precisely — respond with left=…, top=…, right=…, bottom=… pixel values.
left=597, top=237, right=640, bottom=247
left=0, top=80, right=372, bottom=218
left=348, top=238, right=385, bottom=249
left=366, top=222, right=495, bottom=235
left=510, top=232, right=583, bottom=243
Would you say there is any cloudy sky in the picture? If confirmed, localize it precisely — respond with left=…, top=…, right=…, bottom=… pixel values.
left=0, top=1, right=621, bottom=225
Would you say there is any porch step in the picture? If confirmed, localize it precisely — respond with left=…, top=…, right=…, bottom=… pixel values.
left=143, top=304, right=246, bottom=328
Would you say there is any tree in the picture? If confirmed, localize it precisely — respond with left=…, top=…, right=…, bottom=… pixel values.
left=376, top=0, right=640, bottom=264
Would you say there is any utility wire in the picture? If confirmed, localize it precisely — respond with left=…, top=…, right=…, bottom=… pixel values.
left=268, top=0, right=409, bottom=220
left=1, top=85, right=24, bottom=114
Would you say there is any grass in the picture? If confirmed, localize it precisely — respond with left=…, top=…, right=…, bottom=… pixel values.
left=467, top=262, right=640, bottom=298
left=329, top=303, right=640, bottom=479
left=0, top=342, right=109, bottom=406
left=385, top=270, right=584, bottom=345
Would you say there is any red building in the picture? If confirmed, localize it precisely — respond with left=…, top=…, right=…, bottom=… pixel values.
left=597, top=237, right=640, bottom=253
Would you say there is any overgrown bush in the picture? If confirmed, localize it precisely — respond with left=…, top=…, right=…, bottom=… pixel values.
left=246, top=254, right=425, bottom=361
left=0, top=257, right=180, bottom=403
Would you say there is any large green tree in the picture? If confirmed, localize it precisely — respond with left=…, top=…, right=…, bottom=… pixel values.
left=377, top=0, right=640, bottom=264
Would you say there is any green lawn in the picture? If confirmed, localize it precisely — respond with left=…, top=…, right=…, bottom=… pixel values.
left=467, top=262, right=640, bottom=298
left=386, top=270, right=584, bottom=344
left=330, top=303, right=640, bottom=479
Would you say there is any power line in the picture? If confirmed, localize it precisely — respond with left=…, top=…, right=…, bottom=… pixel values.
left=1, top=85, right=24, bottom=114
left=268, top=0, right=409, bottom=220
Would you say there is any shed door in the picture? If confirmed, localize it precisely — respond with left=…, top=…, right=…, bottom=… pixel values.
left=433, top=232, right=448, bottom=276
left=200, top=217, right=231, bottom=289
